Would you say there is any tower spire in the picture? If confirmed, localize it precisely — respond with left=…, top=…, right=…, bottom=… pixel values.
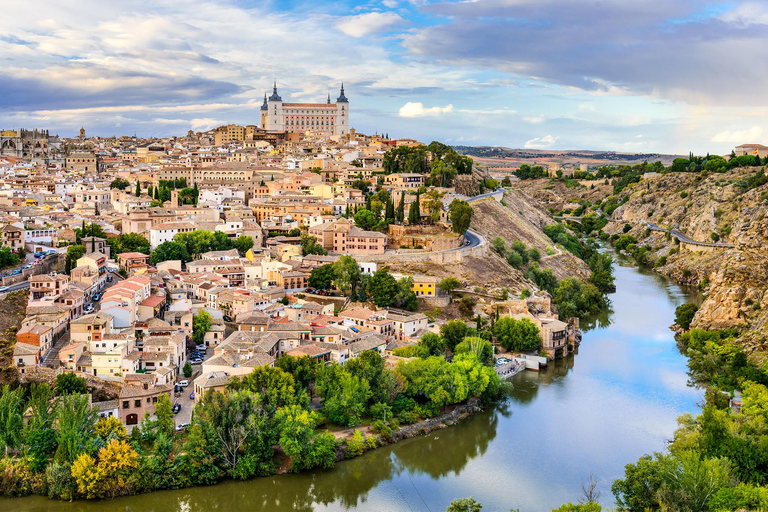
left=336, top=82, right=348, bottom=103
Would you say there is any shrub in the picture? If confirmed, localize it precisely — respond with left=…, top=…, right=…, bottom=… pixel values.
left=372, top=420, right=393, bottom=443
left=46, top=462, right=77, bottom=500
left=675, top=303, right=699, bottom=330
left=345, top=430, right=366, bottom=458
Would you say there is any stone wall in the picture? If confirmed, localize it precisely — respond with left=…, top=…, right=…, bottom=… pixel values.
left=387, top=224, right=462, bottom=252
left=18, top=366, right=122, bottom=397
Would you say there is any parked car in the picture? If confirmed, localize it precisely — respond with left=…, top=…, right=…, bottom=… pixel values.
left=189, top=392, right=195, bottom=400
left=175, top=423, right=190, bottom=432
left=175, top=384, right=183, bottom=393
left=178, top=380, right=189, bottom=387
left=106, top=275, right=113, bottom=283
left=21, top=264, right=31, bottom=270
left=196, top=344, right=206, bottom=352
left=84, top=303, right=95, bottom=313
left=172, top=403, right=181, bottom=414
left=190, top=359, right=203, bottom=365
left=223, top=315, right=232, bottom=322
left=92, top=292, right=102, bottom=301
left=0, top=286, right=9, bottom=293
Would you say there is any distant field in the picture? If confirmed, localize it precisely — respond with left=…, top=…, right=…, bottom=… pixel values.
left=454, top=146, right=684, bottom=170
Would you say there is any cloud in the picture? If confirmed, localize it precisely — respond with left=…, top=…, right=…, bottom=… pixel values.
left=190, top=118, right=222, bottom=131
left=524, top=134, right=558, bottom=148
left=719, top=2, right=768, bottom=27
left=399, top=102, right=453, bottom=117
left=403, top=0, right=768, bottom=106
left=336, top=12, right=406, bottom=38
left=522, top=115, right=546, bottom=124
left=711, top=126, right=764, bottom=143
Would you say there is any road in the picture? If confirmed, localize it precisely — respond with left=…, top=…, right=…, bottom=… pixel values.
left=644, top=222, right=735, bottom=248
left=466, top=188, right=507, bottom=202
left=0, top=280, right=29, bottom=293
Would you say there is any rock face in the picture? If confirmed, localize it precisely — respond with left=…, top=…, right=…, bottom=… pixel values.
left=601, top=167, right=768, bottom=353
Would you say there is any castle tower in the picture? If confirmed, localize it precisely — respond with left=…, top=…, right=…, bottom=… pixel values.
left=336, top=83, right=349, bottom=135
left=267, top=82, right=284, bottom=132
left=79, top=127, right=85, bottom=140
left=170, top=190, right=179, bottom=208
left=260, top=92, right=268, bottom=130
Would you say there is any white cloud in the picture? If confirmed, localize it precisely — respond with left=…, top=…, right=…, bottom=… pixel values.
left=399, top=102, right=453, bottom=118
left=382, top=0, right=399, bottom=7
left=719, top=2, right=768, bottom=27
left=190, top=118, right=221, bottom=131
left=459, top=107, right=517, bottom=115
left=711, top=126, right=764, bottom=143
left=522, top=114, right=546, bottom=124
left=578, top=103, right=596, bottom=112
left=524, top=134, right=558, bottom=148
left=336, top=12, right=406, bottom=38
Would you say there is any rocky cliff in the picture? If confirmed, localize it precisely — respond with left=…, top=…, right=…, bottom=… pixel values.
left=604, top=167, right=768, bottom=356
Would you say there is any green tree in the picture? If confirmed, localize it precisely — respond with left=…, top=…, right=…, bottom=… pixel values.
left=299, top=234, right=326, bottom=256
left=656, top=451, right=731, bottom=512
left=275, top=355, right=320, bottom=390
left=367, top=269, right=399, bottom=307
left=227, top=365, right=303, bottom=411
left=276, top=405, right=337, bottom=472
left=449, top=199, right=474, bottom=235
left=494, top=316, right=541, bottom=353
left=438, top=277, right=461, bottom=302
left=354, top=209, right=377, bottom=230
left=155, top=394, right=175, bottom=439
left=109, top=178, right=130, bottom=190
left=675, top=303, right=699, bottom=330
left=320, top=370, right=371, bottom=427
left=611, top=454, right=663, bottom=512
left=150, top=241, right=190, bottom=265
left=233, top=235, right=254, bottom=255
left=554, top=278, right=605, bottom=319
left=455, top=337, right=494, bottom=366
left=65, top=244, right=87, bottom=274
left=24, top=383, right=58, bottom=470
left=183, top=361, right=193, bottom=378
left=396, top=191, right=405, bottom=222
left=192, top=310, right=212, bottom=346
left=309, top=263, right=335, bottom=290
left=0, top=385, right=25, bottom=457
left=54, top=393, right=99, bottom=464
left=55, top=372, right=88, bottom=395
left=408, top=192, right=422, bottom=225
left=446, top=497, right=483, bottom=512
left=440, top=320, right=470, bottom=352
left=332, top=255, right=361, bottom=294
left=135, top=181, right=141, bottom=197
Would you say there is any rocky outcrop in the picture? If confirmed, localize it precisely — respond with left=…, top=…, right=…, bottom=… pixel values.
left=602, top=167, right=768, bottom=354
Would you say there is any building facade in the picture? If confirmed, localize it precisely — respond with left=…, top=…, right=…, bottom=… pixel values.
left=261, top=83, right=349, bottom=136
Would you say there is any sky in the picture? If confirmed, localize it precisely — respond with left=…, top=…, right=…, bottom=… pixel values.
left=1, top=0, right=767, bottom=154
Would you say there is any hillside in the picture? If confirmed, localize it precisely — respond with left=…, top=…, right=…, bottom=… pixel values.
left=469, top=192, right=590, bottom=281
left=601, top=167, right=768, bottom=357
left=0, top=291, right=28, bottom=383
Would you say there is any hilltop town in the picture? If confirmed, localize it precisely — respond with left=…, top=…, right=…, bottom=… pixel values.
left=0, top=85, right=583, bottom=437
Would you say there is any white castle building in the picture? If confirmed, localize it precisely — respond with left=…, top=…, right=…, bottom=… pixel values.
left=260, top=83, right=349, bottom=136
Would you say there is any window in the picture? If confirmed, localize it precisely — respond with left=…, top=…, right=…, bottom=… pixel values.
left=134, top=399, right=141, bottom=408
left=123, top=401, right=129, bottom=409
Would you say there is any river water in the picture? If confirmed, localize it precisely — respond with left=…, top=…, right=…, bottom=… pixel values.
left=12, top=252, right=702, bottom=511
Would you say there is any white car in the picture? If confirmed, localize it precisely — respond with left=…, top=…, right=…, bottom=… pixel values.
left=84, top=303, right=95, bottom=313
left=178, top=380, right=189, bottom=387
left=175, top=423, right=190, bottom=432
left=0, top=286, right=9, bottom=293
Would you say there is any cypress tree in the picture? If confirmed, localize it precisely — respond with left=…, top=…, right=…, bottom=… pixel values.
left=408, top=192, right=421, bottom=225
left=147, top=184, right=153, bottom=198
left=135, top=181, right=141, bottom=197
left=385, top=197, right=395, bottom=222
left=154, top=186, right=160, bottom=200
left=396, top=191, right=405, bottom=222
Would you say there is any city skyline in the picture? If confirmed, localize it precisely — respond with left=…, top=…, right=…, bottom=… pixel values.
left=1, top=0, right=767, bottom=154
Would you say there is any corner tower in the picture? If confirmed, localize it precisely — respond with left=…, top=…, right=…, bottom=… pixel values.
left=335, top=83, right=349, bottom=135
left=267, top=82, right=284, bottom=131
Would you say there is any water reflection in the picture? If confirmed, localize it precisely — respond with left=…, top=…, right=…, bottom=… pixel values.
left=11, top=405, right=500, bottom=512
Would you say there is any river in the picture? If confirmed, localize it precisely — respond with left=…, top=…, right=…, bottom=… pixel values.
left=12, top=251, right=702, bottom=511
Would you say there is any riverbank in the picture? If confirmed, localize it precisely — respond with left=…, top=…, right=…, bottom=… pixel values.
left=7, top=250, right=702, bottom=511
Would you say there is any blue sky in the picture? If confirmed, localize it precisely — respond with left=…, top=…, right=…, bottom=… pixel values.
left=1, top=0, right=767, bottom=154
